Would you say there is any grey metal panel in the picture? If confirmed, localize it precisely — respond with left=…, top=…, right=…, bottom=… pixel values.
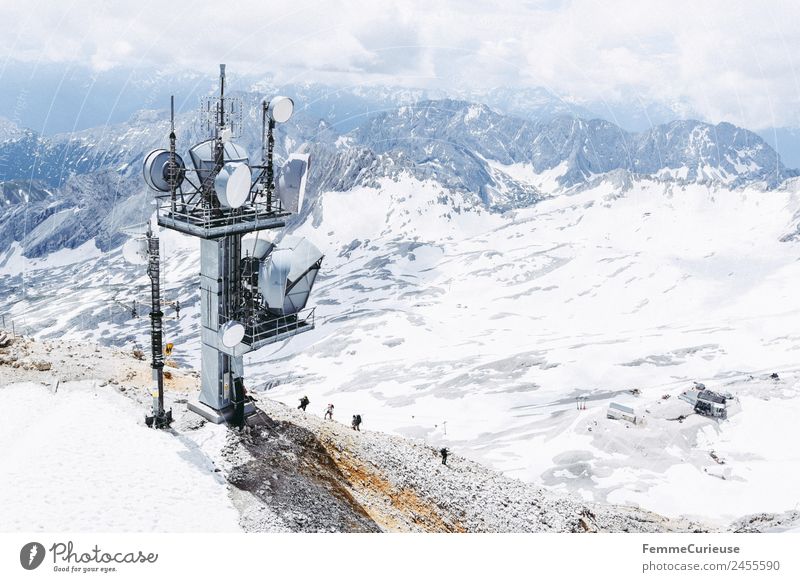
left=276, top=154, right=309, bottom=213
left=200, top=326, right=218, bottom=347
left=199, top=342, right=222, bottom=408
left=200, top=239, right=222, bottom=331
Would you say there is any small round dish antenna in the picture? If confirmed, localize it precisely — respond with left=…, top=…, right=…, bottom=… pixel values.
left=268, top=96, right=294, bottom=123
left=214, top=162, right=251, bottom=208
left=219, top=320, right=245, bottom=348
left=143, top=149, right=185, bottom=192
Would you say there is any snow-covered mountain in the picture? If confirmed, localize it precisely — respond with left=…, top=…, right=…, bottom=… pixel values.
left=3, top=88, right=800, bottom=525
left=1, top=93, right=795, bottom=260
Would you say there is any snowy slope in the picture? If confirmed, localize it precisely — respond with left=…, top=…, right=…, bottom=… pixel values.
left=0, top=336, right=707, bottom=533
left=0, top=381, right=239, bottom=532
left=242, top=173, right=800, bottom=523
left=4, top=171, right=800, bottom=524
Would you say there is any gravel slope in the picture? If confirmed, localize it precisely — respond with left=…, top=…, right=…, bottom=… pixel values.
left=1, top=333, right=781, bottom=533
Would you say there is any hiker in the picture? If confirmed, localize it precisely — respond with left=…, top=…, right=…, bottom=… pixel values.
left=351, top=414, right=362, bottom=431
left=175, top=300, right=181, bottom=319
left=324, top=403, right=334, bottom=420
left=131, top=301, right=138, bottom=319
left=298, top=395, right=310, bottom=411
left=440, top=447, right=449, bottom=466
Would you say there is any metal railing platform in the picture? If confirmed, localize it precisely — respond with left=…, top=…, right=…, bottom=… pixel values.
left=220, top=307, right=316, bottom=351
left=155, top=196, right=290, bottom=239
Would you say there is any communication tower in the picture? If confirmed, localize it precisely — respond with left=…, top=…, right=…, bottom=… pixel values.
left=142, top=65, right=321, bottom=424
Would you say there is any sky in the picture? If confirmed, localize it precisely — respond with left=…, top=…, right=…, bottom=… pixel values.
left=1, top=0, right=800, bottom=130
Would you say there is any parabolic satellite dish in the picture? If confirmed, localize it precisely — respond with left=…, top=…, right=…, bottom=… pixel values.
left=189, top=139, right=249, bottom=179
left=258, top=236, right=323, bottom=316
left=188, top=139, right=251, bottom=208
left=241, top=231, right=275, bottom=260
left=276, top=153, right=310, bottom=214
left=268, top=96, right=294, bottom=123
left=219, top=320, right=245, bottom=348
left=143, top=149, right=185, bottom=192
left=215, top=162, right=251, bottom=209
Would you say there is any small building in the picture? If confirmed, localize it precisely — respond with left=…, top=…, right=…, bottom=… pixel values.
left=607, top=402, right=638, bottom=424
left=679, top=388, right=737, bottom=419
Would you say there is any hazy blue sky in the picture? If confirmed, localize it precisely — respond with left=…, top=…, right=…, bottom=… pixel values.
left=1, top=0, right=800, bottom=130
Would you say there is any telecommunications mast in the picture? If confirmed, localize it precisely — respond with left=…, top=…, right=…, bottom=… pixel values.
left=142, top=65, right=321, bottom=425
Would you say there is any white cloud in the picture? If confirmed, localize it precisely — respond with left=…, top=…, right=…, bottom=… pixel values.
left=2, top=0, right=800, bottom=128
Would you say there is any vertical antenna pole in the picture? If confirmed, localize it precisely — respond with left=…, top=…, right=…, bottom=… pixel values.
left=169, top=95, right=177, bottom=212
left=262, top=101, right=267, bottom=166
left=266, top=111, right=275, bottom=212
left=214, top=65, right=226, bottom=177
left=218, top=64, right=226, bottom=132
left=146, top=226, right=171, bottom=428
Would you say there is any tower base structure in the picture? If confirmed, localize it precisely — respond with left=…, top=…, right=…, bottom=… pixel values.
left=188, top=399, right=256, bottom=424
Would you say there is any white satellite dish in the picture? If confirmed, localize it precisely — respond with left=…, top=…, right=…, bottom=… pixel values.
left=215, top=162, right=251, bottom=209
left=143, top=149, right=185, bottom=192
left=219, top=320, right=245, bottom=348
left=122, top=237, right=148, bottom=265
left=276, top=153, right=310, bottom=213
left=242, top=231, right=275, bottom=260
left=188, top=139, right=250, bottom=188
left=268, top=96, right=294, bottom=123
left=258, top=236, right=323, bottom=316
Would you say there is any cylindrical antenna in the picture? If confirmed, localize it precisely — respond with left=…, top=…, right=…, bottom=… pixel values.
left=262, top=100, right=267, bottom=164
left=169, top=95, right=177, bottom=210
left=214, top=64, right=226, bottom=182
left=219, top=64, right=226, bottom=130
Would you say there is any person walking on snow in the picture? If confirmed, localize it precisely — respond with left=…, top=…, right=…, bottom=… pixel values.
left=298, top=395, right=310, bottom=411
left=324, top=403, right=334, bottom=420
left=175, top=300, right=181, bottom=319
left=351, top=414, right=362, bottom=431
left=440, top=447, right=449, bottom=466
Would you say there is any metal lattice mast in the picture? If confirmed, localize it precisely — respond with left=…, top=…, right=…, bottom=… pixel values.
left=146, top=225, right=171, bottom=428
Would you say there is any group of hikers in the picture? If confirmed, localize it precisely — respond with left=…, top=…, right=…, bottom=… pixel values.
left=298, top=395, right=451, bottom=465
left=298, top=396, right=363, bottom=431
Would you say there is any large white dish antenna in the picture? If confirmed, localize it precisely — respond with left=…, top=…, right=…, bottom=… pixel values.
left=143, top=149, right=185, bottom=192
left=268, top=96, right=294, bottom=123
left=242, top=231, right=275, bottom=260
left=276, top=153, right=310, bottom=214
left=258, top=236, right=323, bottom=316
left=188, top=139, right=250, bottom=189
left=215, top=162, right=252, bottom=209
left=219, top=320, right=245, bottom=348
